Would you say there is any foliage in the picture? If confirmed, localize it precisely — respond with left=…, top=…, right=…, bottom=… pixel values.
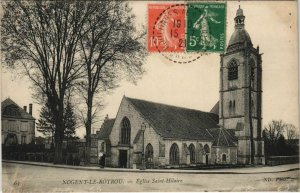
left=1, top=1, right=82, bottom=163
left=37, top=102, right=55, bottom=138
left=285, top=123, right=298, bottom=145
left=63, top=101, right=77, bottom=140
left=1, top=1, right=146, bottom=164
left=75, top=1, right=147, bottom=164
left=263, top=120, right=299, bottom=156
left=37, top=101, right=77, bottom=141
left=1, top=1, right=98, bottom=163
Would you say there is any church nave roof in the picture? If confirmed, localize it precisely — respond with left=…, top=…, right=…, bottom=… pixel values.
left=126, top=97, right=219, bottom=141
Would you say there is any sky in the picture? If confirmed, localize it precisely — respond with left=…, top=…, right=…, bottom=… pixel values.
left=1, top=1, right=299, bottom=138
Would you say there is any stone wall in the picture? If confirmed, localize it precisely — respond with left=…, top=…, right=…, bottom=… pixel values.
left=164, top=140, right=213, bottom=166
left=109, top=97, right=162, bottom=168
left=211, top=147, right=237, bottom=164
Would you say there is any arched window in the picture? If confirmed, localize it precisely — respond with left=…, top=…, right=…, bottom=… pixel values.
left=204, top=144, right=210, bottom=154
left=233, top=100, right=236, bottom=113
left=170, top=143, right=179, bottom=165
left=188, top=144, right=196, bottom=164
left=229, top=101, right=232, bottom=114
left=229, top=100, right=236, bottom=114
left=222, top=154, right=227, bottom=162
left=120, top=117, right=131, bottom=144
left=228, top=60, right=238, bottom=80
left=145, top=143, right=154, bottom=163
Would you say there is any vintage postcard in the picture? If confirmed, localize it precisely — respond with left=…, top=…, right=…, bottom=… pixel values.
left=1, top=0, right=299, bottom=192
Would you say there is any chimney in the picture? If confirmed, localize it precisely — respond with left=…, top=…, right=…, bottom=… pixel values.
left=29, top=103, right=33, bottom=115
left=23, top=106, right=27, bottom=112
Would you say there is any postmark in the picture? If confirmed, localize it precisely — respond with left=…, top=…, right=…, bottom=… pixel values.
left=148, top=4, right=185, bottom=53
left=148, top=2, right=226, bottom=63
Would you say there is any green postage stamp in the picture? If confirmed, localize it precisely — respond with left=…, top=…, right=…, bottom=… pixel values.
left=186, top=3, right=226, bottom=52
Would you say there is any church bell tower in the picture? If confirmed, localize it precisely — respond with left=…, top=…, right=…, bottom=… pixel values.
left=219, top=6, right=264, bottom=165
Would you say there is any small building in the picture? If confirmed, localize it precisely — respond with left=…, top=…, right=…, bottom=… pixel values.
left=1, top=98, right=35, bottom=145
left=97, top=117, right=114, bottom=166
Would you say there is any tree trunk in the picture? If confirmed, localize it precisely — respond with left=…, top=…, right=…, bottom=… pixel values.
left=54, top=138, right=63, bottom=164
left=85, top=93, right=93, bottom=165
left=54, top=115, right=64, bottom=164
left=53, top=96, right=65, bottom=164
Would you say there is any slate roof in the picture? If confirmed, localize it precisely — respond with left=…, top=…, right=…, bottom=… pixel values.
left=228, top=28, right=252, bottom=48
left=226, top=129, right=238, bottom=142
left=97, top=118, right=115, bottom=140
left=1, top=98, right=35, bottom=120
left=210, top=101, right=219, bottom=115
left=207, top=128, right=237, bottom=147
left=126, top=97, right=219, bottom=141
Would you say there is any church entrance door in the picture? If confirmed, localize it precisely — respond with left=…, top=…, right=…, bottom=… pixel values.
left=205, top=154, right=209, bottom=165
left=119, top=150, right=127, bottom=168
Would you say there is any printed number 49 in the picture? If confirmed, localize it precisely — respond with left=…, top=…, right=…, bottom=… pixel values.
left=189, top=36, right=198, bottom=47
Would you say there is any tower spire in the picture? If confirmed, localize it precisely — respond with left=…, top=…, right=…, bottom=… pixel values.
left=234, top=6, right=245, bottom=29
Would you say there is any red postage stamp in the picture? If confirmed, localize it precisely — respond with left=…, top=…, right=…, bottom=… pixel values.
left=148, top=4, right=185, bottom=52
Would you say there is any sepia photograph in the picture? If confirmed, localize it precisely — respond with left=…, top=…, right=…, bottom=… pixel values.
left=1, top=0, right=299, bottom=192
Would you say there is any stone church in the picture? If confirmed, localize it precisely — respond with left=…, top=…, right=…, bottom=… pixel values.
left=97, top=7, right=265, bottom=168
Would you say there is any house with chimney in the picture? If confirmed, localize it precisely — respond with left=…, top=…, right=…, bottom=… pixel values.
left=1, top=98, right=35, bottom=145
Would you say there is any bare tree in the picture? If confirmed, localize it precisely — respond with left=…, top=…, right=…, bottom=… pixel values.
left=285, top=123, right=298, bottom=145
left=77, top=2, right=146, bottom=164
left=1, top=1, right=100, bottom=163
left=263, top=120, right=286, bottom=145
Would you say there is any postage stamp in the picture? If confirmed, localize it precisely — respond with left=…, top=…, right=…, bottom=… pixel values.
left=148, top=4, right=185, bottom=52
left=186, top=3, right=226, bottom=52
left=2, top=1, right=299, bottom=192
left=148, top=2, right=226, bottom=53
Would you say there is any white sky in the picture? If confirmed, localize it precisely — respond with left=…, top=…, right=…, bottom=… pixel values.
left=1, top=1, right=299, bottom=138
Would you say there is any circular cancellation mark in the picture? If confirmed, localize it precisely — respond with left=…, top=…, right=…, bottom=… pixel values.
left=149, top=3, right=226, bottom=64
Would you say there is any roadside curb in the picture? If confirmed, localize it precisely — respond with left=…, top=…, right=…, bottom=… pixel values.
left=3, top=160, right=299, bottom=174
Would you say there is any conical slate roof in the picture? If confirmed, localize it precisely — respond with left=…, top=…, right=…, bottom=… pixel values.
left=207, top=128, right=237, bottom=147
left=227, top=6, right=252, bottom=51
